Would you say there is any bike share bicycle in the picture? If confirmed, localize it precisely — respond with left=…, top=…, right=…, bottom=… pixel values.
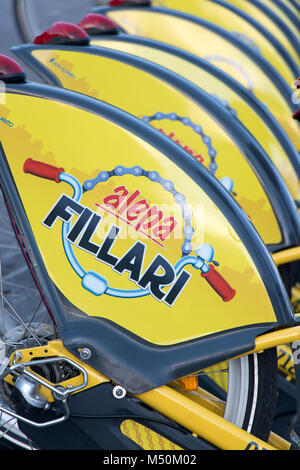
left=2, top=0, right=300, bottom=452
left=11, top=18, right=300, bottom=442
left=0, top=54, right=297, bottom=450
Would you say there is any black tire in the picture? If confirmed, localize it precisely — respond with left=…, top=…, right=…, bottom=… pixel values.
left=244, top=349, right=278, bottom=442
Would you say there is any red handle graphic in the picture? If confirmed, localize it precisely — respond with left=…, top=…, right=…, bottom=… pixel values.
left=23, top=158, right=64, bottom=183
left=201, top=265, right=236, bottom=302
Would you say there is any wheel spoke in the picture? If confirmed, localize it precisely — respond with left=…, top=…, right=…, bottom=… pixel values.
left=1, top=296, right=42, bottom=346
left=0, top=416, right=16, bottom=439
left=0, top=257, right=6, bottom=343
left=194, top=368, right=229, bottom=376
left=172, top=387, right=226, bottom=404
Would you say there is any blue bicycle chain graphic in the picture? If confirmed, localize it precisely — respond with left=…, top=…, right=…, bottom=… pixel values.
left=141, top=112, right=235, bottom=193
left=61, top=166, right=217, bottom=298
left=205, top=55, right=254, bottom=91
left=142, top=112, right=218, bottom=175
left=210, top=93, right=238, bottom=119
left=231, top=32, right=260, bottom=54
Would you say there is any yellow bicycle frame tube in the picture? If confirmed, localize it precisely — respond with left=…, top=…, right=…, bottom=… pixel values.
left=7, top=339, right=290, bottom=450
left=100, top=6, right=300, bottom=151
left=152, top=0, right=296, bottom=84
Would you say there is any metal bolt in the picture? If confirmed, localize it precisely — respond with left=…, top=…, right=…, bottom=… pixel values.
left=79, top=348, right=91, bottom=360
left=113, top=386, right=126, bottom=400
left=14, top=351, right=23, bottom=362
left=52, top=385, right=66, bottom=401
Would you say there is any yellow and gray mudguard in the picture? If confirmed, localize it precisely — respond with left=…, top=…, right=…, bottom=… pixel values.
left=94, top=3, right=300, bottom=151
left=13, top=40, right=300, bottom=257
left=151, top=0, right=299, bottom=84
left=0, top=60, right=296, bottom=394
left=229, top=0, right=300, bottom=61
left=51, top=26, right=298, bottom=205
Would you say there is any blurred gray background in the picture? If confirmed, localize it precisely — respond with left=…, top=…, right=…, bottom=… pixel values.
left=0, top=0, right=98, bottom=80
left=0, top=0, right=101, bottom=331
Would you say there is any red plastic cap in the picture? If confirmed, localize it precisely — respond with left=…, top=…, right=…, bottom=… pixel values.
left=293, top=109, right=300, bottom=121
left=0, top=54, right=26, bottom=83
left=109, top=0, right=151, bottom=6
left=78, top=14, right=118, bottom=35
left=294, top=77, right=300, bottom=89
left=34, top=22, right=90, bottom=46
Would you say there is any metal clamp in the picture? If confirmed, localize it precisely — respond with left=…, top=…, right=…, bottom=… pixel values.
left=0, top=354, right=89, bottom=428
left=10, top=355, right=88, bottom=399
left=0, top=400, right=69, bottom=429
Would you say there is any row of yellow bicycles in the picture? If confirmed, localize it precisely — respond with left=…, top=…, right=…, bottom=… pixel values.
left=0, top=0, right=299, bottom=451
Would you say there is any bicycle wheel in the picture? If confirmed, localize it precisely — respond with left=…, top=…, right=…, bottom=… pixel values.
left=0, top=188, right=58, bottom=449
left=13, top=0, right=102, bottom=43
left=188, top=350, right=278, bottom=443
left=225, top=351, right=277, bottom=440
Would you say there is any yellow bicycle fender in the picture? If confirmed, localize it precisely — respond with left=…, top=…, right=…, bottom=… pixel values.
left=261, top=0, right=300, bottom=38
left=81, top=36, right=300, bottom=202
left=228, top=0, right=300, bottom=62
left=14, top=44, right=298, bottom=251
left=0, top=85, right=281, bottom=348
left=152, top=0, right=296, bottom=84
left=100, top=6, right=300, bottom=151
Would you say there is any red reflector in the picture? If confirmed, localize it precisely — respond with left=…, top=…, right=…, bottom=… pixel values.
left=293, top=109, right=300, bottom=121
left=34, top=22, right=90, bottom=46
left=0, top=55, right=26, bottom=83
left=78, top=14, right=118, bottom=35
left=109, top=0, right=151, bottom=6
left=294, top=77, right=300, bottom=89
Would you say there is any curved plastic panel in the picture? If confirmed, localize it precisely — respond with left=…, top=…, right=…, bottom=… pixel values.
left=14, top=44, right=300, bottom=251
left=289, top=0, right=300, bottom=13
left=229, top=0, right=300, bottom=60
left=77, top=35, right=300, bottom=202
left=264, top=0, right=300, bottom=35
left=0, top=83, right=295, bottom=391
left=152, top=0, right=297, bottom=82
left=98, top=6, right=300, bottom=151
left=0, top=87, right=282, bottom=343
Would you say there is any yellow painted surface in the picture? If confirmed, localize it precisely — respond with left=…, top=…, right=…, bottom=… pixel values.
left=152, top=0, right=295, bottom=83
left=89, top=38, right=300, bottom=201
left=121, top=420, right=183, bottom=450
left=272, top=247, right=300, bottom=266
left=229, top=0, right=299, bottom=62
left=277, top=344, right=295, bottom=380
left=137, top=385, right=276, bottom=450
left=31, top=48, right=283, bottom=245
left=105, top=8, right=300, bottom=150
left=0, top=92, right=277, bottom=345
left=5, top=340, right=109, bottom=402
